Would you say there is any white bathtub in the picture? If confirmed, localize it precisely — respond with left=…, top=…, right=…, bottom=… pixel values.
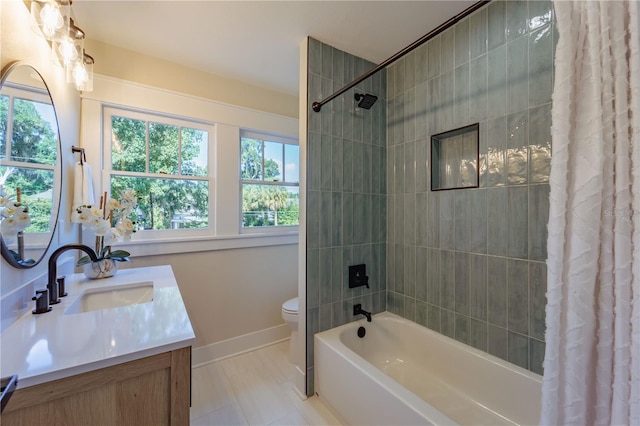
left=314, top=312, right=541, bottom=425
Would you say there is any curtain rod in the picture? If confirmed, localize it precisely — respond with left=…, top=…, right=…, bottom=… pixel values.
left=311, top=0, right=491, bottom=113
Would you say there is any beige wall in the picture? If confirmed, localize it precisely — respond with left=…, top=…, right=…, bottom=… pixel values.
left=85, top=39, right=298, bottom=119
left=119, top=245, right=298, bottom=346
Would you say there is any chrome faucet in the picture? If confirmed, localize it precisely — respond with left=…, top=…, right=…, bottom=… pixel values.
left=353, top=303, right=372, bottom=322
left=48, top=244, right=98, bottom=290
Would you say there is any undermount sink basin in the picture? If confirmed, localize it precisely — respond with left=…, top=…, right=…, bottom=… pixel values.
left=65, top=282, right=154, bottom=315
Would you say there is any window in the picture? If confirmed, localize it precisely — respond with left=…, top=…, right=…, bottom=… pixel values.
left=240, top=132, right=299, bottom=229
left=104, top=107, right=213, bottom=236
left=0, top=85, right=58, bottom=235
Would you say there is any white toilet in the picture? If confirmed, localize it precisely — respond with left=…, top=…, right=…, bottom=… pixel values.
left=281, top=297, right=299, bottom=363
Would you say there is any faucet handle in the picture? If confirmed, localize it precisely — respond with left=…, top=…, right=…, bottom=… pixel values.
left=57, top=276, right=68, bottom=297
left=349, top=264, right=370, bottom=289
left=32, top=290, right=52, bottom=315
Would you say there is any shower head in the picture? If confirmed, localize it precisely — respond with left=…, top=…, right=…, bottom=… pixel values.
left=354, top=93, right=378, bottom=109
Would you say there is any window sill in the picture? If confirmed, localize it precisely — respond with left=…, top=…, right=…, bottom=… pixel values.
left=113, top=232, right=299, bottom=258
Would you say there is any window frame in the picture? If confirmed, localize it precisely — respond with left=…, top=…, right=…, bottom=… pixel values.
left=0, top=84, right=59, bottom=247
left=239, top=130, right=299, bottom=233
left=102, top=105, right=216, bottom=240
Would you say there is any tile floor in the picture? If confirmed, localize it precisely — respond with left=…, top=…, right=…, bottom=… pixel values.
left=190, top=341, right=343, bottom=425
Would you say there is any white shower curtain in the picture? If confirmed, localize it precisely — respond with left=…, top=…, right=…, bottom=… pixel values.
left=542, top=1, right=640, bottom=425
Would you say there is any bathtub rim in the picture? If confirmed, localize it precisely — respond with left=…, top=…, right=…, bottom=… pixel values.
left=323, top=311, right=543, bottom=384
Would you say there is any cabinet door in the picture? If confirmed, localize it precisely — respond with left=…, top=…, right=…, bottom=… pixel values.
left=2, top=348, right=191, bottom=426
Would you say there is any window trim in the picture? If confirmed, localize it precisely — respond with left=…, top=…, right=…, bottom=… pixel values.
left=121, top=231, right=298, bottom=256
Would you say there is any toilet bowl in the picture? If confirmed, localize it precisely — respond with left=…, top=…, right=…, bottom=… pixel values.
left=281, top=297, right=299, bottom=363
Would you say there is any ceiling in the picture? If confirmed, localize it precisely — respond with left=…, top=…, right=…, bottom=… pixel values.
left=73, top=1, right=477, bottom=97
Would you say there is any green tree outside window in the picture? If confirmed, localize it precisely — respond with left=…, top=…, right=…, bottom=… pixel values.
left=110, top=115, right=209, bottom=230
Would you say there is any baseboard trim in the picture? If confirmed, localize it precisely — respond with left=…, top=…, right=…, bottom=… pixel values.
left=192, top=323, right=291, bottom=368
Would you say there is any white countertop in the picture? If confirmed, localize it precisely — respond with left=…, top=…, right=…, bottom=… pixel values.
left=0, top=265, right=195, bottom=388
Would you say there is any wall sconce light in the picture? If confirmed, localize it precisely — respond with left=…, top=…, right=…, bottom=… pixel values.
left=53, top=18, right=84, bottom=67
left=29, top=1, right=95, bottom=93
left=67, top=51, right=93, bottom=92
left=30, top=0, right=70, bottom=42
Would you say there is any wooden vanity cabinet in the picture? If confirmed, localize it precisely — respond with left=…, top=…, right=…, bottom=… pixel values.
left=1, top=346, right=191, bottom=426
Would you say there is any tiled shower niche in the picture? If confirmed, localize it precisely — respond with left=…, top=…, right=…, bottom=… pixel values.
left=431, top=123, right=480, bottom=190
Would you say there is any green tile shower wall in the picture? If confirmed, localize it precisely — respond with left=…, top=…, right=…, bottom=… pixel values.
left=306, top=38, right=387, bottom=395
left=386, top=0, right=555, bottom=375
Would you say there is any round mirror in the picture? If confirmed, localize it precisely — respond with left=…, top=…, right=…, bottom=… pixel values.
left=0, top=62, right=61, bottom=268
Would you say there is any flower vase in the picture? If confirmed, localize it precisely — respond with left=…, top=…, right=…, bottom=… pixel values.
left=83, top=259, right=118, bottom=279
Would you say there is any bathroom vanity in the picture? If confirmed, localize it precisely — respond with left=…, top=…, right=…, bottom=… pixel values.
left=0, top=265, right=195, bottom=425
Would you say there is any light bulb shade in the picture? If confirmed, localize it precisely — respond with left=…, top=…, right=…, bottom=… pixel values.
left=30, top=0, right=70, bottom=41
left=53, top=19, right=84, bottom=67
left=66, top=52, right=94, bottom=92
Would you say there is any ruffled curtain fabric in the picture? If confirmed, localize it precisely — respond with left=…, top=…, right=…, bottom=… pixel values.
left=542, top=1, right=640, bottom=425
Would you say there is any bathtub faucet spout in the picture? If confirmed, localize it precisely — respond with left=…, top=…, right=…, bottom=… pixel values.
left=353, top=304, right=372, bottom=322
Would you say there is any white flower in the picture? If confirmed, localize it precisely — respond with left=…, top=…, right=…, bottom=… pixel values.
left=72, top=206, right=94, bottom=224
left=113, top=219, right=135, bottom=242
left=109, top=226, right=124, bottom=241
left=107, top=198, right=122, bottom=211
left=2, top=202, right=18, bottom=217
left=0, top=195, right=31, bottom=236
left=121, top=189, right=137, bottom=203
left=89, top=206, right=104, bottom=218
left=14, top=209, right=31, bottom=231
left=120, top=218, right=135, bottom=232
left=1, top=217, right=18, bottom=235
left=91, top=217, right=111, bottom=236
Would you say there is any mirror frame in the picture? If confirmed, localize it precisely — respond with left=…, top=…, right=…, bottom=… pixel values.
left=0, top=61, right=62, bottom=269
